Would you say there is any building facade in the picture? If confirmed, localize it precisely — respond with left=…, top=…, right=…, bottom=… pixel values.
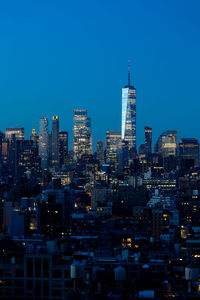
left=145, top=126, right=152, bottom=155
left=59, top=131, right=68, bottom=167
left=5, top=128, right=24, bottom=141
left=97, top=140, right=104, bottom=166
left=154, top=130, right=177, bottom=157
left=39, top=117, right=49, bottom=169
left=73, top=110, right=92, bottom=160
left=51, top=116, right=59, bottom=167
left=178, top=138, right=199, bottom=168
left=106, top=130, right=121, bottom=168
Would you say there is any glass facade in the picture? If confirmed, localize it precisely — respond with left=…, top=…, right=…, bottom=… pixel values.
left=106, top=130, right=121, bottom=168
left=154, top=130, right=177, bottom=157
left=73, top=110, right=92, bottom=160
left=178, top=138, right=199, bottom=167
left=39, top=117, right=49, bottom=169
left=121, top=85, right=136, bottom=150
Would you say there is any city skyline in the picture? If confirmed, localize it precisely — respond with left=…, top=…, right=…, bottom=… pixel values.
left=0, top=1, right=200, bottom=148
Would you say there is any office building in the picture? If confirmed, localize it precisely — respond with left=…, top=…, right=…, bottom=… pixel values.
left=51, top=116, right=59, bottom=167
left=121, top=66, right=136, bottom=150
left=5, top=128, right=24, bottom=141
left=154, top=130, right=177, bottom=157
left=59, top=131, right=68, bottom=167
left=97, top=140, right=104, bottom=166
left=178, top=138, right=199, bottom=168
left=39, top=117, right=49, bottom=169
left=73, top=109, right=92, bottom=159
left=106, top=130, right=121, bottom=168
left=145, top=126, right=152, bottom=155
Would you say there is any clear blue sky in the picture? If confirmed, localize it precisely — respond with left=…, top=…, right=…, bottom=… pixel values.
left=0, top=0, right=200, bottom=150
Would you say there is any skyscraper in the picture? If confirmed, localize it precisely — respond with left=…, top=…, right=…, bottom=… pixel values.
left=145, top=126, right=152, bottom=155
left=121, top=65, right=136, bottom=150
left=154, top=130, right=177, bottom=157
left=6, top=128, right=24, bottom=141
left=106, top=130, right=121, bottom=168
left=30, top=127, right=38, bottom=145
left=51, top=116, right=59, bottom=167
left=73, top=110, right=92, bottom=160
left=59, top=131, right=68, bottom=167
left=39, top=117, right=49, bottom=169
left=97, top=140, right=104, bottom=166
left=178, top=138, right=199, bottom=168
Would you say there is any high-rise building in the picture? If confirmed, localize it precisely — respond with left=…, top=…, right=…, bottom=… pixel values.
left=73, top=110, right=92, bottom=160
left=106, top=131, right=121, bottom=167
left=30, top=127, right=38, bottom=144
left=145, top=127, right=152, bottom=155
left=178, top=138, right=199, bottom=168
left=6, top=128, right=24, bottom=141
left=97, top=140, right=104, bottom=166
left=39, top=117, right=49, bottom=169
left=154, top=130, right=177, bottom=157
left=121, top=66, right=136, bottom=150
left=59, top=131, right=68, bottom=167
left=51, top=116, right=59, bottom=167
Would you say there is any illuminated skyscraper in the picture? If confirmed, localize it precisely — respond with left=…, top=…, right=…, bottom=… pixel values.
left=39, top=117, right=49, bottom=169
left=30, top=127, right=38, bottom=145
left=51, top=116, right=59, bottom=166
left=154, top=130, right=177, bottom=157
left=178, top=138, right=199, bottom=167
left=106, top=130, right=121, bottom=168
left=121, top=65, right=136, bottom=150
left=6, top=128, right=24, bottom=141
left=73, top=110, right=92, bottom=159
left=145, top=126, right=152, bottom=155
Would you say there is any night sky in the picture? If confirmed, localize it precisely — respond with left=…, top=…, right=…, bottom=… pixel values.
left=0, top=0, right=200, bottom=150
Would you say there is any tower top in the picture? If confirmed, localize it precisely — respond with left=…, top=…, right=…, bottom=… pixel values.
left=128, top=60, right=131, bottom=87
left=124, top=60, right=135, bottom=89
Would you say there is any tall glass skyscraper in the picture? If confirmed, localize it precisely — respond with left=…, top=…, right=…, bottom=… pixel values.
left=39, top=117, right=49, bottom=169
left=121, top=66, right=136, bottom=150
left=73, top=110, right=92, bottom=160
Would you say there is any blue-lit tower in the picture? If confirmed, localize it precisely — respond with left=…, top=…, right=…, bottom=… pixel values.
left=121, top=64, right=136, bottom=150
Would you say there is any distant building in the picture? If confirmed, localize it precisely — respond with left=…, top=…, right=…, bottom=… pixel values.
left=6, top=128, right=24, bottom=141
left=178, top=138, right=199, bottom=168
left=154, top=130, right=177, bottom=157
left=145, top=126, right=152, bottom=155
left=121, top=65, right=136, bottom=150
left=73, top=110, right=92, bottom=159
left=59, top=131, right=68, bottom=167
left=106, top=130, right=121, bottom=167
left=51, top=116, right=59, bottom=167
left=97, top=140, right=104, bottom=166
left=30, top=127, right=38, bottom=144
left=39, top=117, right=49, bottom=169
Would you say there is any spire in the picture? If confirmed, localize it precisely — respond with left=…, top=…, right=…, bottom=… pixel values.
left=128, top=60, right=131, bottom=87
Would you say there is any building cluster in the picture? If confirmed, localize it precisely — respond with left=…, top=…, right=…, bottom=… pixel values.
left=0, top=71, right=200, bottom=299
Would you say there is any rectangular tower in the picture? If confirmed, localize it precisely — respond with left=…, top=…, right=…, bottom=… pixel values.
left=51, top=116, right=59, bottom=167
left=106, top=130, right=121, bottom=167
left=39, top=117, right=49, bottom=169
left=145, top=126, right=152, bottom=155
left=73, top=110, right=92, bottom=160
